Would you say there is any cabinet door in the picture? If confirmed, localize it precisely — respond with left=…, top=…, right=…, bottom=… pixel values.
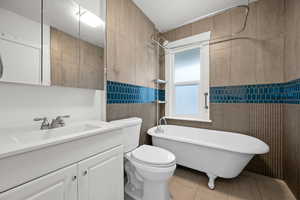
left=0, top=38, right=41, bottom=85
left=0, top=0, right=43, bottom=86
left=78, top=145, right=124, bottom=200
left=0, top=165, right=77, bottom=200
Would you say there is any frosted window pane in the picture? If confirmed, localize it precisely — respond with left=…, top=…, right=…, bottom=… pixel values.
left=175, top=85, right=199, bottom=115
left=174, top=48, right=200, bottom=83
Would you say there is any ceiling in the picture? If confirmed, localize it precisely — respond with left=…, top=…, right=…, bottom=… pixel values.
left=132, top=0, right=255, bottom=32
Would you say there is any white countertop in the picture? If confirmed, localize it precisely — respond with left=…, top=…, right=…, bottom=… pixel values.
left=0, top=120, right=124, bottom=160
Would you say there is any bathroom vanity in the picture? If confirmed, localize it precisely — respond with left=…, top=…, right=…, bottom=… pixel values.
left=0, top=121, right=124, bottom=200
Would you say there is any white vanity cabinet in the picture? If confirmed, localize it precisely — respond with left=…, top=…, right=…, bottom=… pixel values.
left=0, top=122, right=125, bottom=199
left=0, top=164, right=78, bottom=200
left=78, top=145, right=124, bottom=200
left=0, top=140, right=124, bottom=200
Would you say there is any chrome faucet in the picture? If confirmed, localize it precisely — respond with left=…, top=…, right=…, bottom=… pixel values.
left=34, top=115, right=70, bottom=130
left=34, top=117, right=50, bottom=130
left=156, top=116, right=167, bottom=133
left=50, top=115, right=70, bottom=129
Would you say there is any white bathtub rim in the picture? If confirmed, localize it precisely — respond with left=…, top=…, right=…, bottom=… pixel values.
left=147, top=125, right=269, bottom=155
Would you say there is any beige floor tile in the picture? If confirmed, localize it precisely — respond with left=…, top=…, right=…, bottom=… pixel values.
left=169, top=178, right=198, bottom=200
left=168, top=167, right=296, bottom=200
left=195, top=180, right=230, bottom=200
left=227, top=173, right=262, bottom=200
left=254, top=174, right=296, bottom=200
left=173, top=167, right=202, bottom=189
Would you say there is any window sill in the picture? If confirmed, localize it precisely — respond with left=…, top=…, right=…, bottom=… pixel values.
left=165, top=116, right=212, bottom=123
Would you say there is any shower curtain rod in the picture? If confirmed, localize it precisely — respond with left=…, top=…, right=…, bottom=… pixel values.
left=151, top=1, right=250, bottom=50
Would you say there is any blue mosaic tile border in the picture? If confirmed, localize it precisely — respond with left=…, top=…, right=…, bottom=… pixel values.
left=210, top=78, right=300, bottom=104
left=108, top=78, right=300, bottom=104
left=107, top=81, right=165, bottom=104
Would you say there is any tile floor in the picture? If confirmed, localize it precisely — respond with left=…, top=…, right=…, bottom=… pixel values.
left=169, top=166, right=296, bottom=200
left=125, top=166, right=296, bottom=200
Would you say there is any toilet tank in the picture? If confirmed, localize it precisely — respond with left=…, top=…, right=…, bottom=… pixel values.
left=109, top=118, right=142, bottom=153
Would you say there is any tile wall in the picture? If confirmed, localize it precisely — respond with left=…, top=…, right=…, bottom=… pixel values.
left=106, top=0, right=159, bottom=144
left=284, top=0, right=300, bottom=198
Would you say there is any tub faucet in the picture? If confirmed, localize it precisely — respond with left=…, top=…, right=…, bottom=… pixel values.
left=156, top=117, right=167, bottom=133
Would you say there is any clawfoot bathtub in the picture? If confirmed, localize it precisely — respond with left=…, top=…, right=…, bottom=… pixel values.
left=148, top=125, right=269, bottom=189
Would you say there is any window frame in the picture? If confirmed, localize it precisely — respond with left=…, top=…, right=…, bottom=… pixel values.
left=165, top=31, right=211, bottom=122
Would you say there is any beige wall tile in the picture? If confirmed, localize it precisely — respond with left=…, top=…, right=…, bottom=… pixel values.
left=106, top=104, right=131, bottom=121
left=223, top=104, right=250, bottom=134
left=119, top=0, right=136, bottom=40
left=212, top=11, right=232, bottom=40
left=283, top=104, right=300, bottom=199
left=210, top=42, right=231, bottom=86
left=106, top=28, right=118, bottom=81
left=174, top=24, right=193, bottom=40
left=256, top=0, right=285, bottom=40
left=51, top=59, right=63, bottom=86
left=135, top=45, right=148, bottom=87
left=191, top=18, right=213, bottom=35
left=284, top=33, right=298, bottom=81
left=230, top=39, right=257, bottom=85
left=159, top=55, right=165, bottom=81
left=115, top=33, right=136, bottom=85
left=209, top=103, right=224, bottom=130
left=256, top=37, right=285, bottom=83
left=107, top=0, right=158, bottom=88
left=162, top=30, right=176, bottom=42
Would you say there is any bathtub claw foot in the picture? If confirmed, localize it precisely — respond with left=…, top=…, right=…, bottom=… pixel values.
left=207, top=173, right=217, bottom=190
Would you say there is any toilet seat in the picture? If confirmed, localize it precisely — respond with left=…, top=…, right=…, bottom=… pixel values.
left=131, top=145, right=176, bottom=168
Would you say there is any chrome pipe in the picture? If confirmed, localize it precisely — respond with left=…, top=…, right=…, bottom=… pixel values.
left=151, top=3, right=250, bottom=51
left=0, top=53, right=3, bottom=79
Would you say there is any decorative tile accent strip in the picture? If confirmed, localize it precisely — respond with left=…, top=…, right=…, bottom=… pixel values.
left=210, top=78, right=300, bottom=104
left=108, top=78, right=300, bottom=104
left=107, top=81, right=165, bottom=104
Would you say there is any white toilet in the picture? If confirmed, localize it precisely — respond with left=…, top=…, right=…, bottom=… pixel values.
left=110, top=118, right=176, bottom=200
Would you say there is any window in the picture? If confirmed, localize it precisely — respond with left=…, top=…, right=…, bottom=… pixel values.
left=165, top=32, right=211, bottom=121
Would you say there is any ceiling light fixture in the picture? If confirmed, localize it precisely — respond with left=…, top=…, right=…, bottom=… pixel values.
left=76, top=9, right=104, bottom=28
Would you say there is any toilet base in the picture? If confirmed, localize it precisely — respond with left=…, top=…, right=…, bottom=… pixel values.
left=125, top=181, right=172, bottom=200
left=125, top=183, right=142, bottom=200
left=143, top=181, right=171, bottom=200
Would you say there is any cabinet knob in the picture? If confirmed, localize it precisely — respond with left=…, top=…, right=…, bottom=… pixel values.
left=72, top=175, right=77, bottom=181
left=83, top=170, right=88, bottom=176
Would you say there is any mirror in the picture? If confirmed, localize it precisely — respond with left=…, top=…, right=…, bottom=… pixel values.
left=0, top=0, right=106, bottom=89
left=44, top=0, right=106, bottom=90
left=0, top=0, right=44, bottom=85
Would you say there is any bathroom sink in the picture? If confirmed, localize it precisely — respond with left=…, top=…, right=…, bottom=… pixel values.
left=9, top=123, right=103, bottom=144
left=0, top=120, right=119, bottom=159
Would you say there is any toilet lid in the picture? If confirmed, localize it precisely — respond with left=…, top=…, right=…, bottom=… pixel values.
left=132, top=145, right=176, bottom=167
